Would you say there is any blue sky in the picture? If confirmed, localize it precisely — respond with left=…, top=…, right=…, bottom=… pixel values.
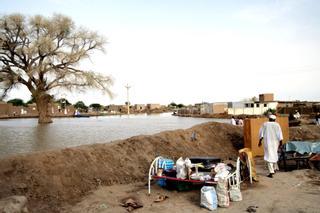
left=1, top=0, right=320, bottom=105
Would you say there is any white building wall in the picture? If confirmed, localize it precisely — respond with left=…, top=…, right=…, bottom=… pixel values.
left=228, top=102, right=278, bottom=115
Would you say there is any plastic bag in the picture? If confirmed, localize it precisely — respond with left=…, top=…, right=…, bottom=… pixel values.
left=229, top=185, right=242, bottom=202
left=216, top=179, right=230, bottom=207
left=176, top=157, right=187, bottom=179
left=214, top=163, right=230, bottom=180
left=184, top=158, right=192, bottom=168
left=200, top=186, right=218, bottom=211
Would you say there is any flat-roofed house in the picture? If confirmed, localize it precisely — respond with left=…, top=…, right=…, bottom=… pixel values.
left=146, top=104, right=161, bottom=110
left=228, top=93, right=278, bottom=115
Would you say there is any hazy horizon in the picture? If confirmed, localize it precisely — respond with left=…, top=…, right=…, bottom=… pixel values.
left=1, top=0, right=320, bottom=105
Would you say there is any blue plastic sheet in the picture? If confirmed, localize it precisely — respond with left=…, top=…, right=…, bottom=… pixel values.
left=285, top=141, right=320, bottom=154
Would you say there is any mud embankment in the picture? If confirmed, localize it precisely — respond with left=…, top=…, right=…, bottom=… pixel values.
left=0, top=122, right=242, bottom=212
left=289, top=125, right=320, bottom=141
left=1, top=122, right=319, bottom=212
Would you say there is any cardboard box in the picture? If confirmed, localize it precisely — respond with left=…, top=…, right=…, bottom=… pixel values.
left=244, top=116, right=289, bottom=157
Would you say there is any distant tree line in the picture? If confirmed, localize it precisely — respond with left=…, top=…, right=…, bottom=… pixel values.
left=4, top=98, right=178, bottom=112
left=168, top=102, right=185, bottom=108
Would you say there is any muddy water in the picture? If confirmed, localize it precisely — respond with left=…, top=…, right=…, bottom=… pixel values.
left=0, top=113, right=228, bottom=158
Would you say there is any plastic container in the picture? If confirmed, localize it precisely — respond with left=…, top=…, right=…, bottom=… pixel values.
left=157, top=178, right=166, bottom=187
left=158, top=158, right=174, bottom=171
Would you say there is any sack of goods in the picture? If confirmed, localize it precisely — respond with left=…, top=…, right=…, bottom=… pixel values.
left=229, top=185, right=242, bottom=202
left=200, top=186, right=218, bottom=211
left=176, top=157, right=192, bottom=179
left=216, top=179, right=230, bottom=207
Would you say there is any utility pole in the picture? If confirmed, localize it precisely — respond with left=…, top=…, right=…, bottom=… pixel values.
left=125, top=84, right=131, bottom=115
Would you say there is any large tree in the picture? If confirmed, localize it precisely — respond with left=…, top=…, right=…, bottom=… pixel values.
left=0, top=14, right=113, bottom=123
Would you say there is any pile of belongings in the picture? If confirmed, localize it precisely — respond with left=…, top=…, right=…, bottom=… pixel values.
left=200, top=162, right=243, bottom=211
left=176, top=157, right=227, bottom=181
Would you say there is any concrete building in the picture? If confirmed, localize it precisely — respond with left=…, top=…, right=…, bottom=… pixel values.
left=0, top=101, right=10, bottom=117
left=228, top=93, right=278, bottom=115
left=0, top=102, right=75, bottom=117
left=105, top=105, right=127, bottom=114
left=198, top=102, right=212, bottom=114
left=177, top=106, right=200, bottom=115
left=133, top=104, right=146, bottom=111
left=196, top=102, right=228, bottom=115
left=227, top=101, right=278, bottom=115
left=0, top=102, right=27, bottom=117
left=25, top=103, right=38, bottom=116
left=259, top=93, right=274, bottom=102
left=212, top=103, right=228, bottom=114
left=277, top=101, right=320, bottom=114
left=146, top=104, right=161, bottom=110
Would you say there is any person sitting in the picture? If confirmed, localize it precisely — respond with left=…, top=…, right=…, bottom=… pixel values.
left=289, top=113, right=295, bottom=121
left=237, top=118, right=244, bottom=126
left=293, top=110, right=301, bottom=119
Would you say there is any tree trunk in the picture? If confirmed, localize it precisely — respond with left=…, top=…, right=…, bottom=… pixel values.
left=35, top=93, right=52, bottom=124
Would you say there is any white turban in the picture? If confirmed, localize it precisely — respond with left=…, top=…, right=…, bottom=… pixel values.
left=269, top=114, right=276, bottom=120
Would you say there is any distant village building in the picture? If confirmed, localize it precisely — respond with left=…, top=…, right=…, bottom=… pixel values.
left=177, top=105, right=200, bottom=115
left=198, top=103, right=212, bottom=114
left=212, top=103, right=228, bottom=114
left=259, top=93, right=274, bottom=102
left=133, top=104, right=146, bottom=111
left=0, top=102, right=75, bottom=117
left=277, top=101, right=320, bottom=114
left=197, top=102, right=228, bottom=114
left=105, top=105, right=127, bottom=114
left=0, top=101, right=10, bottom=117
left=146, top=104, right=161, bottom=110
left=227, top=93, right=278, bottom=115
left=0, top=102, right=28, bottom=117
left=25, top=103, right=38, bottom=116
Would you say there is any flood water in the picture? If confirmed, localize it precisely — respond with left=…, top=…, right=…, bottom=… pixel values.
left=0, top=113, right=228, bottom=158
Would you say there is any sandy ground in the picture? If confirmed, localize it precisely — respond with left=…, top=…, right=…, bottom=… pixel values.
left=0, top=122, right=242, bottom=212
left=0, top=122, right=319, bottom=212
left=289, top=125, right=320, bottom=141
left=63, top=157, right=320, bottom=213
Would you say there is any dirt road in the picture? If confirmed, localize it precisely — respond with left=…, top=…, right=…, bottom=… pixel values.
left=65, top=158, right=320, bottom=213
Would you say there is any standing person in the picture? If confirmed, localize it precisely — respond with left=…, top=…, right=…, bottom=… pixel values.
left=258, top=114, right=283, bottom=178
left=316, top=112, right=320, bottom=125
left=231, top=116, right=236, bottom=125
left=191, top=131, right=197, bottom=141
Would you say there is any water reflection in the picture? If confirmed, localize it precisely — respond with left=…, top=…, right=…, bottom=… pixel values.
left=0, top=113, right=228, bottom=158
left=32, top=124, right=53, bottom=151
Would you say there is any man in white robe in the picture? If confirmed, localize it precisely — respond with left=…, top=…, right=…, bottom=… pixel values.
left=259, top=114, right=283, bottom=178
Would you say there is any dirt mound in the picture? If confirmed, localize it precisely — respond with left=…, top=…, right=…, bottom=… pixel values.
left=0, top=122, right=242, bottom=212
left=289, top=125, right=320, bottom=141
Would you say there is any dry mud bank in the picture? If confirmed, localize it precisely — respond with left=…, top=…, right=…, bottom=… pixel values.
left=0, top=122, right=319, bottom=212
left=0, top=122, right=242, bottom=212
